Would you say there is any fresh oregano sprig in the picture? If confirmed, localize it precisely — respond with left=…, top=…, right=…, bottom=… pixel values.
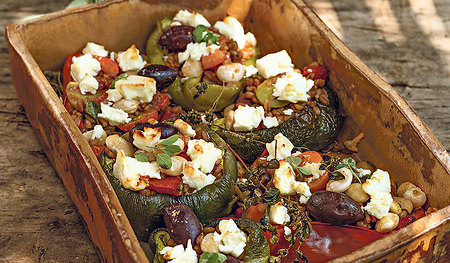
left=193, top=25, right=219, bottom=45
left=147, top=134, right=181, bottom=169
left=286, top=156, right=312, bottom=180
left=335, top=157, right=362, bottom=184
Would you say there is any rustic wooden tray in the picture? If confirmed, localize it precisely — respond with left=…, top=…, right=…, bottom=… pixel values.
left=6, top=0, right=450, bottom=262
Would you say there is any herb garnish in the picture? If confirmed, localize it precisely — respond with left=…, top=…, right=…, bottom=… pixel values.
left=199, top=252, right=227, bottom=263
left=194, top=82, right=209, bottom=99
left=85, top=100, right=101, bottom=122
left=286, top=156, right=312, bottom=180
left=147, top=134, right=181, bottom=169
left=109, top=73, right=128, bottom=89
left=134, top=152, right=149, bottom=162
left=193, top=25, right=219, bottom=45
left=335, top=157, right=362, bottom=184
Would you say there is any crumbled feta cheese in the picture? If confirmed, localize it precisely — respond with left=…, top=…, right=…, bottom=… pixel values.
left=273, top=160, right=311, bottom=202
left=160, top=239, right=198, bottom=263
left=186, top=139, right=222, bottom=174
left=82, top=42, right=108, bottom=57
left=113, top=150, right=161, bottom=191
left=245, top=32, right=257, bottom=47
left=174, top=119, right=196, bottom=137
left=70, top=54, right=101, bottom=82
left=269, top=201, right=291, bottom=225
left=213, top=219, right=247, bottom=258
left=79, top=75, right=99, bottom=95
left=255, top=50, right=294, bottom=79
left=273, top=72, right=314, bottom=103
left=117, top=45, right=146, bottom=72
left=362, top=169, right=393, bottom=219
left=266, top=133, right=294, bottom=160
left=284, top=226, right=292, bottom=236
left=214, top=16, right=247, bottom=49
left=263, top=116, right=279, bottom=128
left=97, top=103, right=131, bottom=126
left=132, top=126, right=162, bottom=150
left=172, top=10, right=211, bottom=27
left=244, top=65, right=258, bottom=78
left=233, top=105, right=264, bottom=131
left=91, top=125, right=105, bottom=140
left=109, top=75, right=157, bottom=103
left=301, top=162, right=326, bottom=183
left=178, top=43, right=220, bottom=63
left=182, top=163, right=216, bottom=190
left=283, top=109, right=294, bottom=115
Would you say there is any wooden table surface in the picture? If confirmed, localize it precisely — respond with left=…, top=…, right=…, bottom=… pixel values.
left=1, top=0, right=449, bottom=262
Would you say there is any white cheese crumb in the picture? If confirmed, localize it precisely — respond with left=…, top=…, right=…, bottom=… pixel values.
left=160, top=239, right=198, bottom=263
left=174, top=119, right=196, bottom=137
left=172, top=10, right=211, bottom=27
left=255, top=50, right=294, bottom=79
left=233, top=105, right=264, bottom=131
left=213, top=219, right=247, bottom=258
left=266, top=133, right=294, bottom=161
left=186, top=139, right=222, bottom=174
left=132, top=126, right=161, bottom=151
left=301, top=162, right=326, bottom=183
left=82, top=42, right=108, bottom=57
left=213, top=16, right=247, bottom=49
left=113, top=150, right=161, bottom=191
left=283, top=109, right=294, bottom=115
left=91, top=125, right=105, bottom=140
left=108, top=75, right=157, bottom=103
left=117, top=45, right=146, bottom=72
left=273, top=71, right=314, bottom=103
left=182, top=163, right=216, bottom=190
left=178, top=42, right=220, bottom=63
left=273, top=160, right=312, bottom=202
left=263, top=116, right=279, bottom=128
left=269, top=201, right=291, bottom=225
left=70, top=54, right=101, bottom=82
left=244, top=65, right=258, bottom=78
left=79, top=75, right=99, bottom=95
left=97, top=103, right=131, bottom=126
left=362, top=169, right=393, bottom=219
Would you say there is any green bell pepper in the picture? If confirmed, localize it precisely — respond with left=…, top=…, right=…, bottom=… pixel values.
left=146, top=17, right=172, bottom=65
left=168, top=77, right=243, bottom=112
left=99, top=130, right=238, bottom=242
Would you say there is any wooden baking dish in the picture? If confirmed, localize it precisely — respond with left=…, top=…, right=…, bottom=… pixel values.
left=6, top=0, right=450, bottom=262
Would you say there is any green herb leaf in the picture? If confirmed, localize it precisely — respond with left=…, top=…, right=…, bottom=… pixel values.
left=199, top=252, right=227, bottom=263
left=156, top=153, right=172, bottom=169
left=286, top=156, right=302, bottom=166
left=335, top=163, right=347, bottom=170
left=162, top=144, right=182, bottom=156
left=134, top=152, right=149, bottom=162
left=85, top=100, right=101, bottom=122
left=109, top=73, right=127, bottom=89
left=159, top=134, right=179, bottom=146
left=297, top=166, right=312, bottom=175
left=193, top=25, right=208, bottom=43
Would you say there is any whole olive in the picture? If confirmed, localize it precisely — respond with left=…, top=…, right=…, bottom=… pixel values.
left=158, top=25, right=195, bottom=51
left=129, top=122, right=178, bottom=143
left=164, top=203, right=203, bottom=247
left=306, top=190, right=364, bottom=225
left=138, top=64, right=178, bottom=89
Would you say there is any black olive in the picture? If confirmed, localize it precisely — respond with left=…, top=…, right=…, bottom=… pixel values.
left=157, top=25, right=194, bottom=51
left=138, top=64, right=178, bottom=89
left=129, top=122, right=178, bottom=143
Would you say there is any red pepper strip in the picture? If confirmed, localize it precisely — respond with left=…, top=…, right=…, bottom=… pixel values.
left=91, top=145, right=106, bottom=159
left=395, top=207, right=426, bottom=230
left=146, top=177, right=181, bottom=196
left=116, top=110, right=158, bottom=132
left=62, top=52, right=82, bottom=91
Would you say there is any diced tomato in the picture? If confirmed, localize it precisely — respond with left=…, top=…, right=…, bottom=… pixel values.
left=307, top=171, right=329, bottom=193
left=201, top=50, right=227, bottom=70
left=244, top=203, right=267, bottom=223
left=159, top=107, right=180, bottom=122
left=93, top=55, right=119, bottom=78
left=395, top=208, right=426, bottom=230
left=146, top=177, right=181, bottom=196
left=150, top=91, right=170, bottom=110
left=293, top=151, right=323, bottom=165
left=117, top=110, right=159, bottom=132
left=301, top=63, right=327, bottom=80
left=91, top=145, right=106, bottom=159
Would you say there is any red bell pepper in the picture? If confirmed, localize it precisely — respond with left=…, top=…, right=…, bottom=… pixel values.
left=301, top=63, right=327, bottom=80
left=91, top=145, right=106, bottom=159
left=117, top=110, right=158, bottom=132
left=146, top=177, right=181, bottom=196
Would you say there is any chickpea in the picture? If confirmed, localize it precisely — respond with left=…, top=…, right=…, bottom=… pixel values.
left=403, top=187, right=427, bottom=208
left=181, top=58, right=203, bottom=78
left=216, top=63, right=245, bottom=83
left=225, top=110, right=235, bottom=130
left=82, top=125, right=107, bottom=146
left=112, top=99, right=140, bottom=114
left=389, top=200, right=402, bottom=215
left=326, top=167, right=353, bottom=193
left=345, top=183, right=370, bottom=203
left=397, top=182, right=416, bottom=197
left=393, top=196, right=414, bottom=214
left=375, top=213, right=399, bottom=233
left=105, top=134, right=134, bottom=157
left=200, top=233, right=220, bottom=253
left=160, top=156, right=187, bottom=176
